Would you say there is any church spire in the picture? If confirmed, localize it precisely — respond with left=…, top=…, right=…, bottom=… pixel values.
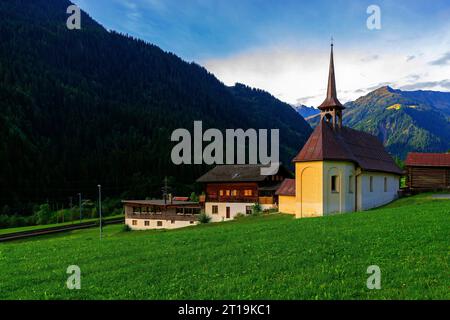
left=318, top=39, right=344, bottom=129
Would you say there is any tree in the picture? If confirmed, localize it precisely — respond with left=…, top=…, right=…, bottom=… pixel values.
left=189, top=192, right=199, bottom=202
left=35, top=204, right=52, bottom=225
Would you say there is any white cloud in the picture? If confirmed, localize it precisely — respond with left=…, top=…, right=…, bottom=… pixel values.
left=202, top=28, right=450, bottom=106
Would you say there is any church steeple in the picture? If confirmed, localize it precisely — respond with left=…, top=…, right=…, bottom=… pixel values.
left=318, top=39, right=345, bottom=129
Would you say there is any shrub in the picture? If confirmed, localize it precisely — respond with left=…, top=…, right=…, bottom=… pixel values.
left=0, top=214, right=10, bottom=228
left=234, top=212, right=245, bottom=219
left=198, top=212, right=211, bottom=224
left=252, top=203, right=262, bottom=215
left=122, top=224, right=132, bottom=232
left=263, top=208, right=278, bottom=214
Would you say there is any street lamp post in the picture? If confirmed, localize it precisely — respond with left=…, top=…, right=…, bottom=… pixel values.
left=98, top=184, right=102, bottom=240
left=78, top=193, right=82, bottom=224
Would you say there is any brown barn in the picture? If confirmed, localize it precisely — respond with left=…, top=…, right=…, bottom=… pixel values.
left=405, top=152, right=450, bottom=190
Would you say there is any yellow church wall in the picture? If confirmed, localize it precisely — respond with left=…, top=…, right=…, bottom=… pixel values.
left=292, top=160, right=357, bottom=218
left=295, top=161, right=323, bottom=218
left=278, top=195, right=296, bottom=215
left=322, top=161, right=356, bottom=215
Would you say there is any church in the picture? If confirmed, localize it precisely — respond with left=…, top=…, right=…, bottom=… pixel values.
left=276, top=44, right=402, bottom=218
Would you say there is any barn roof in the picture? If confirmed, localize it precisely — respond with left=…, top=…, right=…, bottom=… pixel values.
left=275, top=179, right=295, bottom=196
left=196, top=164, right=289, bottom=183
left=405, top=152, right=450, bottom=167
left=293, top=120, right=402, bottom=175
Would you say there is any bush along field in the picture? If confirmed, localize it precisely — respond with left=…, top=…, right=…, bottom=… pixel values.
left=0, top=198, right=123, bottom=230
left=0, top=194, right=448, bottom=300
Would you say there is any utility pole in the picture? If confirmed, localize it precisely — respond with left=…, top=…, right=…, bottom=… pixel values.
left=69, top=196, right=73, bottom=224
left=78, top=193, right=82, bottom=223
left=98, top=185, right=102, bottom=240
left=162, top=176, right=170, bottom=205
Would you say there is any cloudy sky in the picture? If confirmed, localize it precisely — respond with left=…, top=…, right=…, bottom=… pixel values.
left=73, top=0, right=450, bottom=106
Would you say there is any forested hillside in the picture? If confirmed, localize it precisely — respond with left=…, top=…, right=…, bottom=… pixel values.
left=0, top=0, right=311, bottom=214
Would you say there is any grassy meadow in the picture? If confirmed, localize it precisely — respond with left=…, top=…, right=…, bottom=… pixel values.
left=0, top=194, right=448, bottom=300
left=0, top=215, right=124, bottom=236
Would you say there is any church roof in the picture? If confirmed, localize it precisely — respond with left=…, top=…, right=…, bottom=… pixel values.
left=293, top=120, right=403, bottom=175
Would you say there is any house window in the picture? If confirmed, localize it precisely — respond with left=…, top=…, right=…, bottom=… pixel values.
left=244, top=189, right=253, bottom=196
left=132, top=220, right=137, bottom=226
left=246, top=206, right=253, bottom=215
left=157, top=221, right=163, bottom=227
left=144, top=221, right=150, bottom=226
left=384, top=177, right=388, bottom=192
left=171, top=220, right=175, bottom=224
left=348, top=176, right=354, bottom=193
left=190, top=221, right=194, bottom=224
left=219, top=190, right=224, bottom=196
left=212, top=205, right=218, bottom=214
left=231, top=190, right=238, bottom=196
left=370, top=176, right=374, bottom=192
left=176, top=207, right=184, bottom=215
left=331, top=175, right=339, bottom=193
left=225, top=190, right=231, bottom=196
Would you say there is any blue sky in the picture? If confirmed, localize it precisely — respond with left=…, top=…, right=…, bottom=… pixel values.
left=73, top=0, right=450, bottom=105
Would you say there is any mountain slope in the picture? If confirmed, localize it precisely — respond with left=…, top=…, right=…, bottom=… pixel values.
left=306, top=86, right=450, bottom=158
left=0, top=0, right=311, bottom=212
left=294, top=105, right=320, bottom=118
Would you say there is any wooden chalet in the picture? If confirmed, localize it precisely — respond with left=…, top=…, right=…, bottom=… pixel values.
left=405, top=152, right=450, bottom=191
left=123, top=199, right=201, bottom=230
left=196, top=164, right=292, bottom=221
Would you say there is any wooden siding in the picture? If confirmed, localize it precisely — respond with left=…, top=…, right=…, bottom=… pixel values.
left=206, top=182, right=259, bottom=203
left=259, top=196, right=274, bottom=205
left=407, top=166, right=450, bottom=189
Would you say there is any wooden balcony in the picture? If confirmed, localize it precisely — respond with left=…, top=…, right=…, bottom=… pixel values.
left=127, top=213, right=198, bottom=221
left=206, top=196, right=258, bottom=203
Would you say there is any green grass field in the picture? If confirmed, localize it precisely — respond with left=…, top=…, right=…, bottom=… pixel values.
left=0, top=194, right=448, bottom=300
left=0, top=215, right=124, bottom=235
